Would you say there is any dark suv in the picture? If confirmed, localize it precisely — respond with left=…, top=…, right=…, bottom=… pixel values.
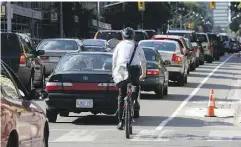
left=1, top=32, right=45, bottom=92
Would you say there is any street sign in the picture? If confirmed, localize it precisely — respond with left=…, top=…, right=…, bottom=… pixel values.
left=138, top=1, right=145, bottom=11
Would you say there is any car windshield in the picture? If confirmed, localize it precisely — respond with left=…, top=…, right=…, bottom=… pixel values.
left=197, top=34, right=208, bottom=42
left=135, top=32, right=145, bottom=42
left=142, top=48, right=157, bottom=61
left=83, top=39, right=105, bottom=47
left=221, top=36, right=229, bottom=41
left=139, top=41, right=177, bottom=52
left=184, top=39, right=191, bottom=49
left=37, top=40, right=78, bottom=50
left=96, top=31, right=122, bottom=40
left=55, top=54, right=113, bottom=72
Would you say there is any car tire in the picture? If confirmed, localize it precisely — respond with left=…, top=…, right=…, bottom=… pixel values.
left=40, top=70, right=46, bottom=89
left=187, top=67, right=190, bottom=74
left=134, top=110, right=140, bottom=118
left=185, top=75, right=188, bottom=83
left=46, top=109, right=58, bottom=123
left=200, top=58, right=205, bottom=65
left=207, top=56, right=213, bottom=63
left=6, top=132, right=18, bottom=147
left=27, top=73, right=34, bottom=93
left=177, top=74, right=185, bottom=86
left=196, top=59, right=199, bottom=67
left=155, top=86, right=163, bottom=99
left=215, top=55, right=220, bottom=61
left=163, top=85, right=168, bottom=95
left=190, top=63, right=196, bottom=71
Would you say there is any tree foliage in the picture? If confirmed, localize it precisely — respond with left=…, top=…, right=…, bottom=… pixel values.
left=103, top=2, right=171, bottom=30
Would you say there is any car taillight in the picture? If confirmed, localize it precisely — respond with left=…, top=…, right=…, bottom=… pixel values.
left=20, top=54, right=26, bottom=65
left=40, top=56, right=49, bottom=60
left=208, top=44, right=211, bottom=51
left=194, top=47, right=198, bottom=52
left=45, top=82, right=63, bottom=91
left=147, top=69, right=160, bottom=75
left=172, top=54, right=182, bottom=63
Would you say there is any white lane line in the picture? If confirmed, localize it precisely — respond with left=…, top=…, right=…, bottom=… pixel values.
left=155, top=54, right=234, bottom=131
left=50, top=129, right=97, bottom=142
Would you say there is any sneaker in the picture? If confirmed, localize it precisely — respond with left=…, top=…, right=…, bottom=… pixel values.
left=117, top=120, right=124, bottom=130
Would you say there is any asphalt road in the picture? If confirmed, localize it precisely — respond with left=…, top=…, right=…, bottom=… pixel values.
left=34, top=53, right=241, bottom=147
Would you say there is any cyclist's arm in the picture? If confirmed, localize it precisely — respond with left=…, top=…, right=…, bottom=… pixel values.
left=112, top=46, right=118, bottom=72
left=139, top=46, right=147, bottom=77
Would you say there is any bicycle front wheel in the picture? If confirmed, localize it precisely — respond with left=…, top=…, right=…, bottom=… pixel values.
left=125, top=100, right=131, bottom=139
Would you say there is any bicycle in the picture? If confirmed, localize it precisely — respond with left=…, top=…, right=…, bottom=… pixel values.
left=123, top=82, right=135, bottom=139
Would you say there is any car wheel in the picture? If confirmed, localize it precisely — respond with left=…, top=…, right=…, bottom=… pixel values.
left=163, top=85, right=168, bottom=95
left=190, top=62, right=196, bottom=71
left=215, top=55, right=220, bottom=61
left=27, top=74, right=34, bottom=92
left=185, top=75, right=188, bottom=83
left=41, top=71, right=46, bottom=89
left=155, top=86, right=163, bottom=99
left=187, top=67, right=190, bottom=74
left=6, top=133, right=18, bottom=147
left=196, top=59, right=199, bottom=67
left=134, top=110, right=140, bottom=118
left=177, top=74, right=185, bottom=86
left=200, top=58, right=205, bottom=65
left=46, top=109, right=58, bottom=123
left=207, top=56, right=213, bottom=63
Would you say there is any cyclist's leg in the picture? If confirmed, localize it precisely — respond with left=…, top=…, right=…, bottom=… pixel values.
left=129, top=66, right=141, bottom=110
left=117, top=81, right=127, bottom=130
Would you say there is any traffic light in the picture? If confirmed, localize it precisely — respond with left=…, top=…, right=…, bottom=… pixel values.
left=138, top=1, right=145, bottom=11
left=210, top=1, right=216, bottom=10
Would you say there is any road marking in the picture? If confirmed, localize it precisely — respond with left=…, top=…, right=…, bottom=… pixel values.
left=50, top=129, right=97, bottom=142
left=207, top=130, right=241, bottom=141
left=131, top=130, right=170, bottom=141
left=154, top=54, right=234, bottom=131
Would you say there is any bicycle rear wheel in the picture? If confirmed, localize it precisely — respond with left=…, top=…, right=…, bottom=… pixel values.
left=125, top=100, right=131, bottom=138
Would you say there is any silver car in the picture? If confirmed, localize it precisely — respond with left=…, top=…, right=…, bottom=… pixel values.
left=36, top=38, right=85, bottom=78
left=139, top=39, right=189, bottom=86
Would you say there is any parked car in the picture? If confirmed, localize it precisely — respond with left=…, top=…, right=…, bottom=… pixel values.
left=1, top=60, right=49, bottom=147
left=140, top=38, right=188, bottom=86
left=143, top=29, right=157, bottom=39
left=1, top=32, right=45, bottom=92
left=166, top=29, right=204, bottom=67
left=82, top=39, right=112, bottom=52
left=94, top=30, right=123, bottom=48
left=36, top=38, right=85, bottom=82
left=45, top=52, right=140, bottom=122
left=197, top=33, right=214, bottom=63
left=184, top=38, right=197, bottom=72
left=134, top=30, right=149, bottom=43
left=139, top=47, right=169, bottom=98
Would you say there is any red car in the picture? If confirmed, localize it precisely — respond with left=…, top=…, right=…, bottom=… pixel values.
left=1, top=60, right=49, bottom=147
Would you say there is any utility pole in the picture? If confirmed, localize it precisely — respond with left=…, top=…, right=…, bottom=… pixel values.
left=97, top=1, right=100, bottom=30
left=60, top=2, right=64, bottom=37
left=6, top=2, right=11, bottom=32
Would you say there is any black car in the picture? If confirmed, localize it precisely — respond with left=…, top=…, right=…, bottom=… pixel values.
left=1, top=32, right=45, bottom=92
left=134, top=30, right=149, bottom=43
left=207, top=33, right=220, bottom=60
left=45, top=52, right=140, bottom=122
left=143, top=29, right=157, bottom=39
left=82, top=39, right=112, bottom=52
left=140, top=47, right=169, bottom=98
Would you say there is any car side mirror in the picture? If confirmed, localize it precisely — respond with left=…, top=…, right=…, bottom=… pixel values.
left=29, top=89, right=48, bottom=100
left=36, top=50, right=45, bottom=56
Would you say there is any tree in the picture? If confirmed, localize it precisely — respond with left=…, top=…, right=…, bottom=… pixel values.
left=103, top=2, right=172, bottom=30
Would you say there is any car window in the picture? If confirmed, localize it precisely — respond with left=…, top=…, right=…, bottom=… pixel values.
left=140, top=41, right=177, bottom=52
left=1, top=33, right=21, bottom=56
left=1, top=66, right=20, bottom=100
left=19, top=36, right=31, bottom=54
left=167, top=32, right=195, bottom=41
left=55, top=54, right=113, bottom=72
left=185, top=39, right=191, bottom=49
left=142, top=48, right=157, bottom=61
left=197, top=34, right=208, bottom=42
left=83, top=39, right=106, bottom=47
left=37, top=40, right=78, bottom=51
left=96, top=31, right=122, bottom=40
left=135, top=32, right=145, bottom=42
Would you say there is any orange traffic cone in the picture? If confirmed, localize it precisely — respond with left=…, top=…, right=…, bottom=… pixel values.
left=210, top=89, right=216, bottom=108
left=205, top=94, right=216, bottom=117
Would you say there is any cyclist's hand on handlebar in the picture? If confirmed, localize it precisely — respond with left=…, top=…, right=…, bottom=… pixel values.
left=139, top=75, right=147, bottom=81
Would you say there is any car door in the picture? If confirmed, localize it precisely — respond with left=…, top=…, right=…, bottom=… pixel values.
left=1, top=64, right=32, bottom=147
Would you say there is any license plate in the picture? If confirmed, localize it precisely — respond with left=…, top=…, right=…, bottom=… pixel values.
left=49, top=57, right=60, bottom=62
left=76, top=99, right=93, bottom=108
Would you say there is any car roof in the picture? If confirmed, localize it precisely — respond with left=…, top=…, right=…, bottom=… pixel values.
left=98, top=30, right=121, bottom=32
left=152, top=35, right=183, bottom=39
left=82, top=39, right=106, bottom=42
left=42, top=38, right=80, bottom=41
left=67, top=52, right=113, bottom=56
left=167, top=29, right=195, bottom=33
left=140, top=39, right=178, bottom=43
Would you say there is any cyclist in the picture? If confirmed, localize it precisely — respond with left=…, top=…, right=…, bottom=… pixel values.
left=112, top=27, right=147, bottom=130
